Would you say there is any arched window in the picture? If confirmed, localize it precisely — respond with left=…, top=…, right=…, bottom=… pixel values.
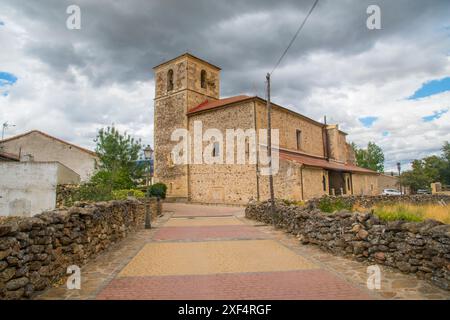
left=167, top=69, right=174, bottom=91
left=200, top=70, right=207, bottom=89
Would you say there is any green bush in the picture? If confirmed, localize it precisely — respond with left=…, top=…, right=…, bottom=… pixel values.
left=318, top=197, right=353, bottom=213
left=60, top=183, right=113, bottom=206
left=112, top=189, right=145, bottom=200
left=90, top=169, right=136, bottom=191
left=147, top=183, right=167, bottom=199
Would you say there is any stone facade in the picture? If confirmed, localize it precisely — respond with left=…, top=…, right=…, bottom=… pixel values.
left=0, top=199, right=149, bottom=299
left=246, top=199, right=450, bottom=291
left=254, top=100, right=327, bottom=157
left=153, top=54, right=387, bottom=204
left=153, top=54, right=221, bottom=200
left=352, top=173, right=379, bottom=196
left=187, top=101, right=257, bottom=203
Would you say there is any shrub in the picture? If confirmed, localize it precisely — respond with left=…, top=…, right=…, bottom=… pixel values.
left=147, top=183, right=167, bottom=199
left=318, top=197, right=353, bottom=213
left=112, top=189, right=145, bottom=200
left=59, top=183, right=114, bottom=206
left=78, top=183, right=113, bottom=201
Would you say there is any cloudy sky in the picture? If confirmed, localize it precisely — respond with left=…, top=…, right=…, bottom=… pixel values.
left=1, top=0, right=449, bottom=171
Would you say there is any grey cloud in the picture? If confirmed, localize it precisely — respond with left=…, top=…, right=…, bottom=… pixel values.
left=1, top=0, right=450, bottom=167
left=3, top=0, right=449, bottom=86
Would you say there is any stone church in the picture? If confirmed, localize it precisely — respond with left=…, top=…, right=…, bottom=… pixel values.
left=153, top=53, right=382, bottom=205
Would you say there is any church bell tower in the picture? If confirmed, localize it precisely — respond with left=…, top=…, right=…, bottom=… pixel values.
left=153, top=53, right=221, bottom=199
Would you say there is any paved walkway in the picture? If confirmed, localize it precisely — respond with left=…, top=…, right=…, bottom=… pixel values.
left=37, top=203, right=450, bottom=300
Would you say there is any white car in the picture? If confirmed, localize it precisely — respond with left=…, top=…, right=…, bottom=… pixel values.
left=382, top=189, right=402, bottom=196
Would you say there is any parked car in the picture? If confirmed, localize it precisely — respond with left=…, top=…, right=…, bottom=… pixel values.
left=416, top=189, right=431, bottom=195
left=382, top=189, right=402, bottom=195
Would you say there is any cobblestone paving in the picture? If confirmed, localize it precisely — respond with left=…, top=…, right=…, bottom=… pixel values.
left=36, top=203, right=450, bottom=300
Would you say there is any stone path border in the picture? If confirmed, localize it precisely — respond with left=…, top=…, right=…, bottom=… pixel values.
left=237, top=215, right=450, bottom=300
left=36, top=204, right=450, bottom=300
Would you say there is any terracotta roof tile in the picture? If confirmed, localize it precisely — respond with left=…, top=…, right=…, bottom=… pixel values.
left=187, top=95, right=252, bottom=115
left=279, top=149, right=377, bottom=174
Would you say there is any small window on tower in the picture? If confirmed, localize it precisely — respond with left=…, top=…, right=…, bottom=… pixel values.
left=167, top=69, right=174, bottom=91
left=296, top=130, right=302, bottom=150
left=212, top=142, right=220, bottom=157
left=201, top=70, right=207, bottom=89
left=245, top=137, right=249, bottom=156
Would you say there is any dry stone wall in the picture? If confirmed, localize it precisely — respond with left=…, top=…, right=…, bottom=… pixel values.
left=307, top=194, right=450, bottom=209
left=246, top=200, right=450, bottom=291
left=0, top=199, right=146, bottom=299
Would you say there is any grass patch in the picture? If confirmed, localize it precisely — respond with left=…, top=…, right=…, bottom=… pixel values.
left=112, top=189, right=145, bottom=200
left=318, top=197, right=353, bottom=213
left=373, top=204, right=450, bottom=224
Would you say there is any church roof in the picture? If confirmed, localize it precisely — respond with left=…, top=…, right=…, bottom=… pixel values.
left=279, top=149, right=378, bottom=174
left=187, top=94, right=349, bottom=136
left=187, top=95, right=252, bottom=115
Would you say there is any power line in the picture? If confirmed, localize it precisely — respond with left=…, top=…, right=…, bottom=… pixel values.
left=270, top=0, right=319, bottom=75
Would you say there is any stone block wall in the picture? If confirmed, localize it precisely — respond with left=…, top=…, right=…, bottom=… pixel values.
left=0, top=199, right=146, bottom=299
left=307, top=194, right=450, bottom=209
left=255, top=100, right=326, bottom=158
left=246, top=200, right=450, bottom=291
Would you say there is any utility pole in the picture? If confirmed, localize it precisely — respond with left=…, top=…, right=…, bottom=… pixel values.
left=266, top=73, right=275, bottom=217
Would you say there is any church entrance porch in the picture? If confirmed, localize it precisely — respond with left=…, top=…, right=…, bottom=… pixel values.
left=328, top=170, right=352, bottom=196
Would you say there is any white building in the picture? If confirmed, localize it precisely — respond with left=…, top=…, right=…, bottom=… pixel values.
left=0, top=130, right=98, bottom=181
left=0, top=161, right=80, bottom=217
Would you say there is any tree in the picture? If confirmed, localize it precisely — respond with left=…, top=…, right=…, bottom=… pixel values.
left=400, top=160, right=431, bottom=192
left=400, top=141, right=450, bottom=192
left=352, top=142, right=385, bottom=172
left=91, top=126, right=144, bottom=190
left=441, top=142, right=450, bottom=185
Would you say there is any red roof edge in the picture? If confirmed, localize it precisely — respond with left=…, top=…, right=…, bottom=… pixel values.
left=0, top=151, right=20, bottom=161
left=187, top=95, right=252, bottom=115
left=279, top=148, right=378, bottom=174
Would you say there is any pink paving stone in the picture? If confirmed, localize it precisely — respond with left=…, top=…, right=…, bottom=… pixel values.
left=97, top=270, right=373, bottom=300
left=165, top=203, right=244, bottom=217
left=153, top=225, right=268, bottom=241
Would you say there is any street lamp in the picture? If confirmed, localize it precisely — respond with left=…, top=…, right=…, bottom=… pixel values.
left=143, top=145, right=153, bottom=230
left=143, top=145, right=153, bottom=186
left=397, top=162, right=402, bottom=195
